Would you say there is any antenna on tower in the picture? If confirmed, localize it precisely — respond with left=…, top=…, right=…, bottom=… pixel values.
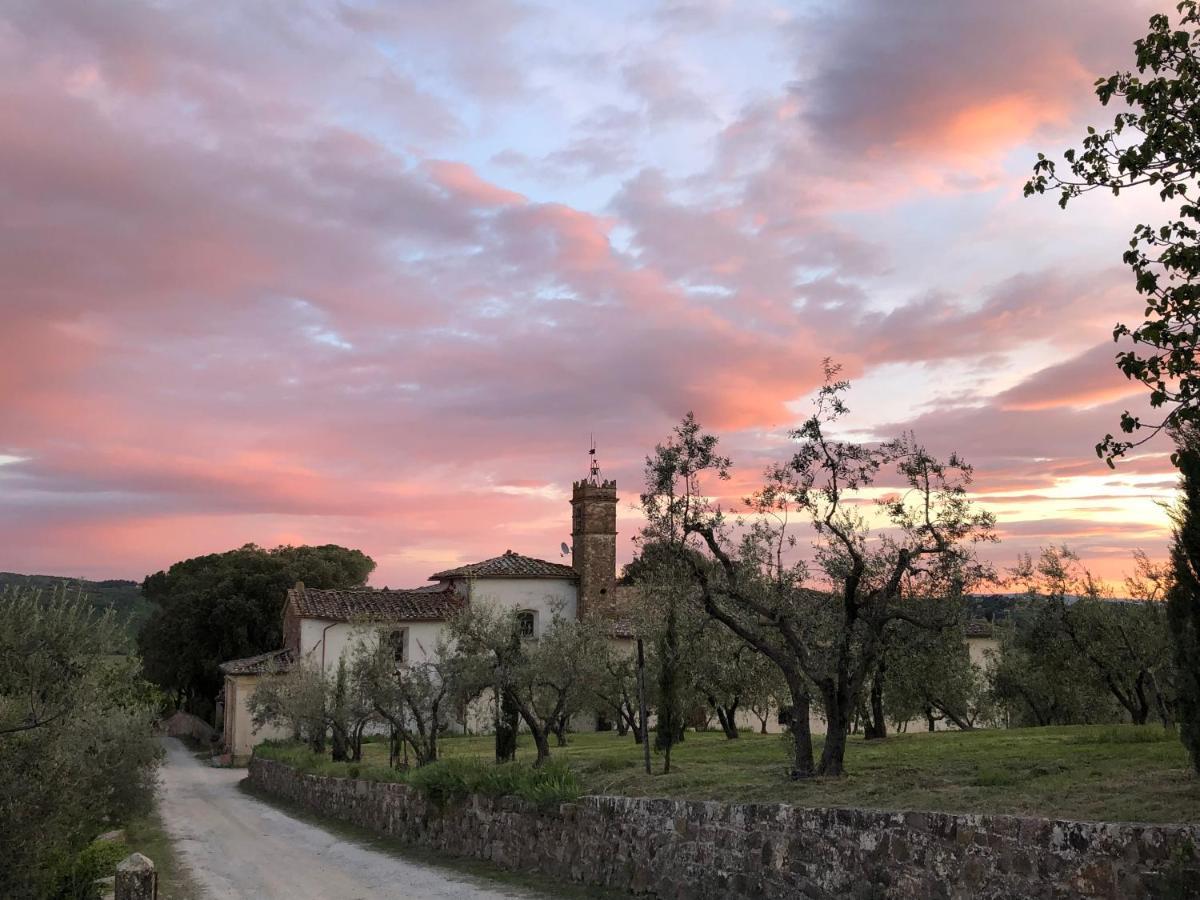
left=587, top=434, right=601, bottom=485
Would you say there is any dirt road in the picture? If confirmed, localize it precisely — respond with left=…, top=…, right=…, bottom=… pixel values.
left=157, top=738, right=549, bottom=899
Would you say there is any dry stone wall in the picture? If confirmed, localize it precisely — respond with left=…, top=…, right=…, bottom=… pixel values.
left=247, top=757, right=1199, bottom=899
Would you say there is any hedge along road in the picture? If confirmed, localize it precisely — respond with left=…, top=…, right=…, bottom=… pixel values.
left=157, top=737, right=578, bottom=899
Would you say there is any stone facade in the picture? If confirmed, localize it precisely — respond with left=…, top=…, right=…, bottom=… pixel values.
left=247, top=757, right=1200, bottom=899
left=571, top=478, right=617, bottom=619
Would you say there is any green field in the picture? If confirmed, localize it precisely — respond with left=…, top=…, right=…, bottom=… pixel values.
left=258, top=725, right=1200, bottom=824
left=0, top=571, right=150, bottom=636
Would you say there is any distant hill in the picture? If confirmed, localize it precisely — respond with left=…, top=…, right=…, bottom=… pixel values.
left=0, top=571, right=151, bottom=636
left=965, top=592, right=1138, bottom=623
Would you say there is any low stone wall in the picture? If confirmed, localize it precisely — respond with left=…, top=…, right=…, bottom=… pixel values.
left=247, top=757, right=1199, bottom=898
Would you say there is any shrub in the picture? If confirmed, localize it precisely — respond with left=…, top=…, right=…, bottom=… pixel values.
left=0, top=587, right=161, bottom=897
left=48, top=837, right=129, bottom=900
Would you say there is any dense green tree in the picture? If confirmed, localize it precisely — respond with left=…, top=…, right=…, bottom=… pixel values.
left=1169, top=430, right=1200, bottom=772
left=0, top=585, right=161, bottom=898
left=1026, top=2, right=1200, bottom=462
left=653, top=590, right=685, bottom=769
left=138, top=543, right=374, bottom=719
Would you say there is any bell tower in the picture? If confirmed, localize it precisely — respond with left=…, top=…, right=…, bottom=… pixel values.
left=571, top=441, right=617, bottom=620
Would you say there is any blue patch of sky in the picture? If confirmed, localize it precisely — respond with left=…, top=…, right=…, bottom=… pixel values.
left=338, top=1, right=801, bottom=220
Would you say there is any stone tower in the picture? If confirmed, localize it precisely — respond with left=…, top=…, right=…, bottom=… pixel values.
left=571, top=451, right=617, bottom=620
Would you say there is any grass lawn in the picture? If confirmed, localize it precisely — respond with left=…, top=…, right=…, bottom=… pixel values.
left=294, top=724, right=1200, bottom=824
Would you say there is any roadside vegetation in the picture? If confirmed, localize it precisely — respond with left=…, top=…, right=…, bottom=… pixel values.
left=121, top=809, right=202, bottom=900
left=0, top=583, right=163, bottom=898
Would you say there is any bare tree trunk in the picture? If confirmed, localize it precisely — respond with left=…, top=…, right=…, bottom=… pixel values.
left=818, top=680, right=852, bottom=776
left=865, top=661, right=887, bottom=740
left=1150, top=671, right=1175, bottom=730
left=331, top=724, right=348, bottom=762
left=711, top=701, right=739, bottom=739
left=937, top=703, right=975, bottom=731
left=784, top=673, right=814, bottom=779
left=528, top=719, right=552, bottom=765
left=819, top=722, right=848, bottom=777
left=350, top=720, right=367, bottom=761
left=551, top=712, right=569, bottom=747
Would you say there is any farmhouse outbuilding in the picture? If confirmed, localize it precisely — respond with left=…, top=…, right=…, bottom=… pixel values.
left=219, top=470, right=625, bottom=761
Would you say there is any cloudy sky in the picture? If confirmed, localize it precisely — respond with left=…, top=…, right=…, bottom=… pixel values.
left=0, top=0, right=1178, bottom=587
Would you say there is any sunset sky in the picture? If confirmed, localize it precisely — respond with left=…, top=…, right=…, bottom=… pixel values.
left=0, top=0, right=1181, bottom=589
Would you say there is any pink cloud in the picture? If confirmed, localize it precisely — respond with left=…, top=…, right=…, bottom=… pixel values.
left=997, top=342, right=1142, bottom=411
left=0, top=0, right=1175, bottom=593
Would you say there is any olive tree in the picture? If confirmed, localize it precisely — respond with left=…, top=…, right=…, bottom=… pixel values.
left=640, top=365, right=995, bottom=777
left=0, top=585, right=162, bottom=897
left=348, top=634, right=460, bottom=767
left=1013, top=547, right=1174, bottom=726
left=249, top=656, right=375, bottom=761
left=449, top=605, right=603, bottom=766
left=883, top=619, right=990, bottom=732
left=593, top=644, right=644, bottom=741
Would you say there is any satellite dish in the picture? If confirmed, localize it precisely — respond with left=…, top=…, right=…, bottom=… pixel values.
left=561, top=542, right=571, bottom=557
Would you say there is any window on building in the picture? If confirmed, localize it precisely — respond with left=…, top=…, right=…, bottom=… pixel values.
left=517, top=610, right=536, bottom=639
left=387, top=628, right=408, bottom=665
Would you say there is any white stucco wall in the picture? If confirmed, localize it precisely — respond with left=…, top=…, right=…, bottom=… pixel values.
left=297, top=618, right=447, bottom=673
left=288, top=577, right=578, bottom=676
left=455, top=577, right=577, bottom=635
left=967, top=636, right=999, bottom=669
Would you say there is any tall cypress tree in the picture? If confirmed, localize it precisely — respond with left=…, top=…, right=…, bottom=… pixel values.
left=494, top=627, right=520, bottom=763
left=654, top=594, right=682, bottom=774
left=1168, top=434, right=1200, bottom=774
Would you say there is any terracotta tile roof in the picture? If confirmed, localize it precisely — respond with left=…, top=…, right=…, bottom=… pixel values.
left=289, top=584, right=465, bottom=622
left=429, top=550, right=576, bottom=581
left=219, top=648, right=295, bottom=676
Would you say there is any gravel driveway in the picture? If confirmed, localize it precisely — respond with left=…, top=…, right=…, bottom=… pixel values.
left=157, top=737, right=551, bottom=899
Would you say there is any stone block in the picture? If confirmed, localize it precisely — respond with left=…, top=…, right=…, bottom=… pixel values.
left=115, top=853, right=156, bottom=900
